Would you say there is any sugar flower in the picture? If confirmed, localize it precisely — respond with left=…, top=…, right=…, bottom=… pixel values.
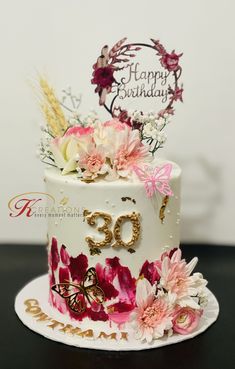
left=131, top=278, right=173, bottom=343
left=158, top=249, right=207, bottom=309
left=172, top=306, right=202, bottom=335
left=112, top=128, right=151, bottom=178
left=77, top=144, right=109, bottom=179
left=50, top=128, right=92, bottom=175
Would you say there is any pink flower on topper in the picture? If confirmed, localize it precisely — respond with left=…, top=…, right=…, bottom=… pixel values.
left=160, top=51, right=182, bottom=72
left=133, top=163, right=174, bottom=198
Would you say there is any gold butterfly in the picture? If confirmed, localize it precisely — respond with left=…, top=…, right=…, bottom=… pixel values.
left=51, top=267, right=105, bottom=314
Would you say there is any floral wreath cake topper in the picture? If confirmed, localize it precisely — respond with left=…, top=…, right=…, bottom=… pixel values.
left=36, top=37, right=183, bottom=197
left=91, top=37, right=183, bottom=154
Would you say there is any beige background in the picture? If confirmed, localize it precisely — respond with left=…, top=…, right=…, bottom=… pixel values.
left=0, top=0, right=234, bottom=244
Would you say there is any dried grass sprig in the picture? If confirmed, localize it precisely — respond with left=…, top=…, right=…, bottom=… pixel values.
left=39, top=77, right=68, bottom=137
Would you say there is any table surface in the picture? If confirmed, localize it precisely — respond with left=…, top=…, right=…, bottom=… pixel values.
left=0, top=243, right=235, bottom=369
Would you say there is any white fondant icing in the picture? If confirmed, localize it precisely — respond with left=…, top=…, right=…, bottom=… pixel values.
left=45, top=160, right=181, bottom=277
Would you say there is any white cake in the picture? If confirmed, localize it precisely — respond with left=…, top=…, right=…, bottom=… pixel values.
left=45, top=160, right=181, bottom=276
left=45, top=160, right=183, bottom=338
left=34, top=58, right=208, bottom=345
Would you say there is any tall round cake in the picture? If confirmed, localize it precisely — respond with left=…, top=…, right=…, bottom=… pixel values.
left=15, top=37, right=213, bottom=349
left=45, top=161, right=181, bottom=333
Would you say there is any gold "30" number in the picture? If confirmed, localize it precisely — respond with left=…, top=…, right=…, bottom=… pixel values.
left=83, top=210, right=141, bottom=255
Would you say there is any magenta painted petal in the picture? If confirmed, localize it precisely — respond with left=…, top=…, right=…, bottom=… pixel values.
left=104, top=257, right=121, bottom=282
left=95, top=264, right=119, bottom=300
left=60, top=244, right=70, bottom=266
left=106, top=256, right=121, bottom=271
left=49, top=237, right=60, bottom=271
left=49, top=272, right=55, bottom=287
left=109, top=311, right=132, bottom=325
left=59, top=267, right=70, bottom=283
left=109, top=302, right=134, bottom=313
left=99, top=279, right=119, bottom=300
left=69, top=253, right=88, bottom=282
left=117, top=266, right=136, bottom=303
left=88, top=306, right=109, bottom=321
left=69, top=305, right=88, bottom=321
left=139, top=260, right=161, bottom=285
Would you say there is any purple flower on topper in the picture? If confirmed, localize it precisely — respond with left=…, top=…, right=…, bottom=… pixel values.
left=92, top=66, right=115, bottom=89
left=91, top=38, right=141, bottom=106
left=133, top=163, right=174, bottom=198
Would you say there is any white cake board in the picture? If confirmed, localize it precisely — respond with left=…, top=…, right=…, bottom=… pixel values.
left=15, top=274, right=219, bottom=351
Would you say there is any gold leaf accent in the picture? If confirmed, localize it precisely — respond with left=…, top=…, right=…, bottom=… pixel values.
left=60, top=196, right=69, bottom=205
left=159, top=195, right=169, bottom=224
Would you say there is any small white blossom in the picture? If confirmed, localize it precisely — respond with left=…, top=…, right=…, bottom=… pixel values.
left=157, top=131, right=167, bottom=143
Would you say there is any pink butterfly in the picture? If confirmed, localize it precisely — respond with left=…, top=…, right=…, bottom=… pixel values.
left=133, top=163, right=173, bottom=198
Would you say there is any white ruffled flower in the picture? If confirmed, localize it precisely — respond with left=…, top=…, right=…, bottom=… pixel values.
left=158, top=249, right=208, bottom=309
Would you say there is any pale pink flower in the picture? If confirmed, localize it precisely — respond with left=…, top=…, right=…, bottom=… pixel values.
left=172, top=306, right=203, bottom=335
left=103, top=118, right=126, bottom=131
left=113, top=129, right=151, bottom=178
left=77, top=144, right=108, bottom=179
left=64, top=125, right=94, bottom=137
left=50, top=134, right=92, bottom=175
left=158, top=249, right=207, bottom=309
left=131, top=278, right=173, bottom=342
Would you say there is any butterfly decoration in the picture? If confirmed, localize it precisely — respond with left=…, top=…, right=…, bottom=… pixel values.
left=133, top=163, right=173, bottom=198
left=51, top=267, right=105, bottom=314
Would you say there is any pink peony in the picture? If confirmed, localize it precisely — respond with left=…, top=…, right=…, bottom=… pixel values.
left=131, top=278, right=173, bottom=342
left=172, top=306, right=202, bottom=335
left=64, top=125, right=94, bottom=137
left=158, top=249, right=207, bottom=309
left=78, top=145, right=108, bottom=179
left=160, top=51, right=182, bottom=72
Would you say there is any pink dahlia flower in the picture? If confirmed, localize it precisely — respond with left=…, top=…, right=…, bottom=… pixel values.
left=131, top=278, right=173, bottom=342
left=172, top=306, right=202, bottom=335
left=113, top=129, right=151, bottom=178
left=158, top=249, right=207, bottom=309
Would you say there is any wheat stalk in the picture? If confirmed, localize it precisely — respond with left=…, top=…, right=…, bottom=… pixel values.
left=39, top=77, right=68, bottom=137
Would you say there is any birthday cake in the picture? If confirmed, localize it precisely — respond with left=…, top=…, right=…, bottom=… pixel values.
left=36, top=38, right=209, bottom=345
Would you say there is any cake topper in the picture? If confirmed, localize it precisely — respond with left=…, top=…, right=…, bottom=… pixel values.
left=36, top=38, right=182, bottom=196
left=92, top=38, right=183, bottom=154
